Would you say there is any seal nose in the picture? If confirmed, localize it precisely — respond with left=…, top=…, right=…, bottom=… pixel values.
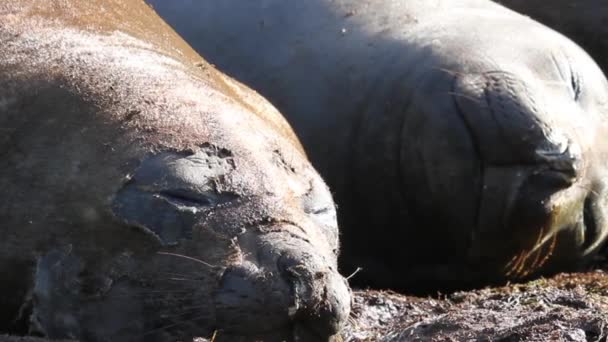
left=534, top=137, right=581, bottom=185
left=453, top=70, right=586, bottom=229
left=214, top=234, right=351, bottom=339
left=452, top=71, right=584, bottom=169
left=278, top=254, right=351, bottom=339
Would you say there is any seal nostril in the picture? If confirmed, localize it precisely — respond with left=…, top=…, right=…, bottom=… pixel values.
left=533, top=169, right=576, bottom=189
left=582, top=195, right=598, bottom=250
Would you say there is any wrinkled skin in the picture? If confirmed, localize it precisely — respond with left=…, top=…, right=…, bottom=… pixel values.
left=148, top=0, right=608, bottom=292
left=0, top=1, right=350, bottom=341
left=496, top=0, right=608, bottom=74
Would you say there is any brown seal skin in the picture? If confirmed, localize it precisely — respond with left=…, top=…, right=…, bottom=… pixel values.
left=148, top=0, right=608, bottom=293
left=0, top=1, right=351, bottom=341
left=497, top=0, right=608, bottom=74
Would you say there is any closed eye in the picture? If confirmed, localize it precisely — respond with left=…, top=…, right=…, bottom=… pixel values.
left=569, top=65, right=581, bottom=101
left=157, top=188, right=238, bottom=208
left=157, top=189, right=215, bottom=207
left=309, top=207, right=332, bottom=215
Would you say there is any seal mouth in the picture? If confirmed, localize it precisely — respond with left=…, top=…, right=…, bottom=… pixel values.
left=582, top=195, right=599, bottom=251
left=579, top=185, right=608, bottom=254
left=501, top=187, right=607, bottom=279
left=470, top=163, right=583, bottom=277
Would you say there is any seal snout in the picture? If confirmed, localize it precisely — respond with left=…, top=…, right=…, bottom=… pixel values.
left=451, top=70, right=606, bottom=277
left=278, top=253, right=351, bottom=339
left=214, top=230, right=350, bottom=340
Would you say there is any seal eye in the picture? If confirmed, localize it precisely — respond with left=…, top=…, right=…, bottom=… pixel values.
left=157, top=188, right=231, bottom=208
left=112, top=150, right=240, bottom=245
left=570, top=67, right=581, bottom=101
left=300, top=184, right=337, bottom=226
left=299, top=180, right=339, bottom=252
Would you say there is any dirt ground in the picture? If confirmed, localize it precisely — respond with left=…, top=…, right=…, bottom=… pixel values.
left=341, top=252, right=608, bottom=342
left=343, top=273, right=607, bottom=341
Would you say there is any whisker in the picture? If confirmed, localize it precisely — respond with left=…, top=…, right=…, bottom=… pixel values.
left=157, top=252, right=216, bottom=268
left=162, top=277, right=202, bottom=282
left=210, top=330, right=219, bottom=342
left=517, top=225, right=548, bottom=278
left=537, top=234, right=557, bottom=270
left=504, top=253, right=520, bottom=272
left=104, top=292, right=195, bottom=300
left=526, top=239, right=548, bottom=275
left=139, top=313, right=211, bottom=338
left=346, top=267, right=362, bottom=281
left=513, top=250, right=530, bottom=278
left=158, top=271, right=202, bottom=278
left=505, top=250, right=526, bottom=278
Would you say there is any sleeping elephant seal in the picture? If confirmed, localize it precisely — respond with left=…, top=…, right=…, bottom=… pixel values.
left=0, top=0, right=351, bottom=341
left=147, top=0, right=608, bottom=292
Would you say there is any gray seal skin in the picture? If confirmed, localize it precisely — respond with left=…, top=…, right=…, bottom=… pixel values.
left=496, top=0, right=608, bottom=74
left=147, top=0, right=608, bottom=291
left=0, top=0, right=351, bottom=341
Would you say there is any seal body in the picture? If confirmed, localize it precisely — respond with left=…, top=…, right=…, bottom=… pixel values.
left=497, top=0, right=608, bottom=74
left=148, top=0, right=608, bottom=291
left=0, top=1, right=350, bottom=340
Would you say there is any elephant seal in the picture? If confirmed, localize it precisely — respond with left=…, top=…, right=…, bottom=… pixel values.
left=0, top=0, right=350, bottom=341
left=496, top=0, right=608, bottom=74
left=148, top=0, right=608, bottom=291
